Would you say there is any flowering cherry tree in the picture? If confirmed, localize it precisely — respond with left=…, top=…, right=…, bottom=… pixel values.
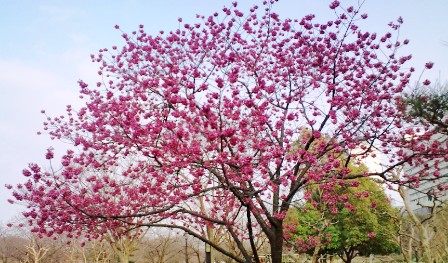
left=8, top=1, right=446, bottom=263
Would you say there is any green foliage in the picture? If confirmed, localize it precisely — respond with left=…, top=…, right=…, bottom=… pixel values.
left=333, top=179, right=399, bottom=256
left=404, top=82, right=448, bottom=133
left=287, top=177, right=400, bottom=261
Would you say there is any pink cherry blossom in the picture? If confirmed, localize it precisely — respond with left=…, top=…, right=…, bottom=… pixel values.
left=329, top=1, right=340, bottom=9
left=425, top=61, right=434, bottom=69
left=45, top=147, right=54, bottom=160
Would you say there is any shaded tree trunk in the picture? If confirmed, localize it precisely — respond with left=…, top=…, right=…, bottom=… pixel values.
left=340, top=248, right=356, bottom=263
left=311, top=245, right=320, bottom=263
left=269, top=224, right=284, bottom=263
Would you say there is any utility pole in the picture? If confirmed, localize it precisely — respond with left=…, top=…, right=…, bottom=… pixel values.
left=185, top=236, right=189, bottom=263
left=205, top=243, right=211, bottom=263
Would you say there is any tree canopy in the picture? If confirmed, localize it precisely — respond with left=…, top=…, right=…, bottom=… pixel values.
left=7, top=1, right=446, bottom=263
left=404, top=81, right=448, bottom=134
left=285, top=159, right=399, bottom=263
left=287, top=178, right=399, bottom=263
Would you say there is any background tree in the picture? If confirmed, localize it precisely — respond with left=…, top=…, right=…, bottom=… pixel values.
left=428, top=207, right=448, bottom=261
left=135, top=231, right=185, bottom=263
left=76, top=240, right=112, bottom=263
left=404, top=80, right=448, bottom=134
left=399, top=183, right=432, bottom=263
left=103, top=227, right=143, bottom=263
left=287, top=177, right=399, bottom=263
left=0, top=224, right=28, bottom=263
left=395, top=180, right=448, bottom=263
left=0, top=225, right=70, bottom=263
left=9, top=1, right=445, bottom=263
left=400, top=79, right=448, bottom=262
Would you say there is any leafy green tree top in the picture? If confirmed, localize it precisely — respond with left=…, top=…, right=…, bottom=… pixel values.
left=404, top=81, right=448, bottom=134
left=286, top=177, right=400, bottom=263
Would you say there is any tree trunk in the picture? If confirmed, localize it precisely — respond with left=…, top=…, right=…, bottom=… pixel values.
left=340, top=248, right=355, bottom=263
left=401, top=226, right=413, bottom=263
left=118, top=253, right=130, bottom=263
left=399, top=185, right=432, bottom=263
left=110, top=241, right=132, bottom=263
left=269, top=225, right=284, bottom=263
left=311, top=246, right=320, bottom=263
left=311, top=228, right=325, bottom=263
left=420, top=231, right=432, bottom=263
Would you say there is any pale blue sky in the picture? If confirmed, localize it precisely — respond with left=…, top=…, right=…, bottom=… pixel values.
left=1, top=0, right=447, bottom=222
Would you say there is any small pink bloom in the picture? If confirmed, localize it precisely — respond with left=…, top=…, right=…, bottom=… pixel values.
left=423, top=79, right=431, bottom=86
left=368, top=232, right=376, bottom=238
left=329, top=1, right=340, bottom=9
left=22, top=169, right=32, bottom=177
left=45, top=147, right=54, bottom=160
left=425, top=62, right=434, bottom=69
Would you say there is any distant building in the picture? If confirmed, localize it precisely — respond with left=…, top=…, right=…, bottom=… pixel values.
left=405, top=134, right=448, bottom=214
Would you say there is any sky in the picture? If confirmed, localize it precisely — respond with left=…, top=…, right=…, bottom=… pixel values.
left=1, top=0, right=447, bottom=223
